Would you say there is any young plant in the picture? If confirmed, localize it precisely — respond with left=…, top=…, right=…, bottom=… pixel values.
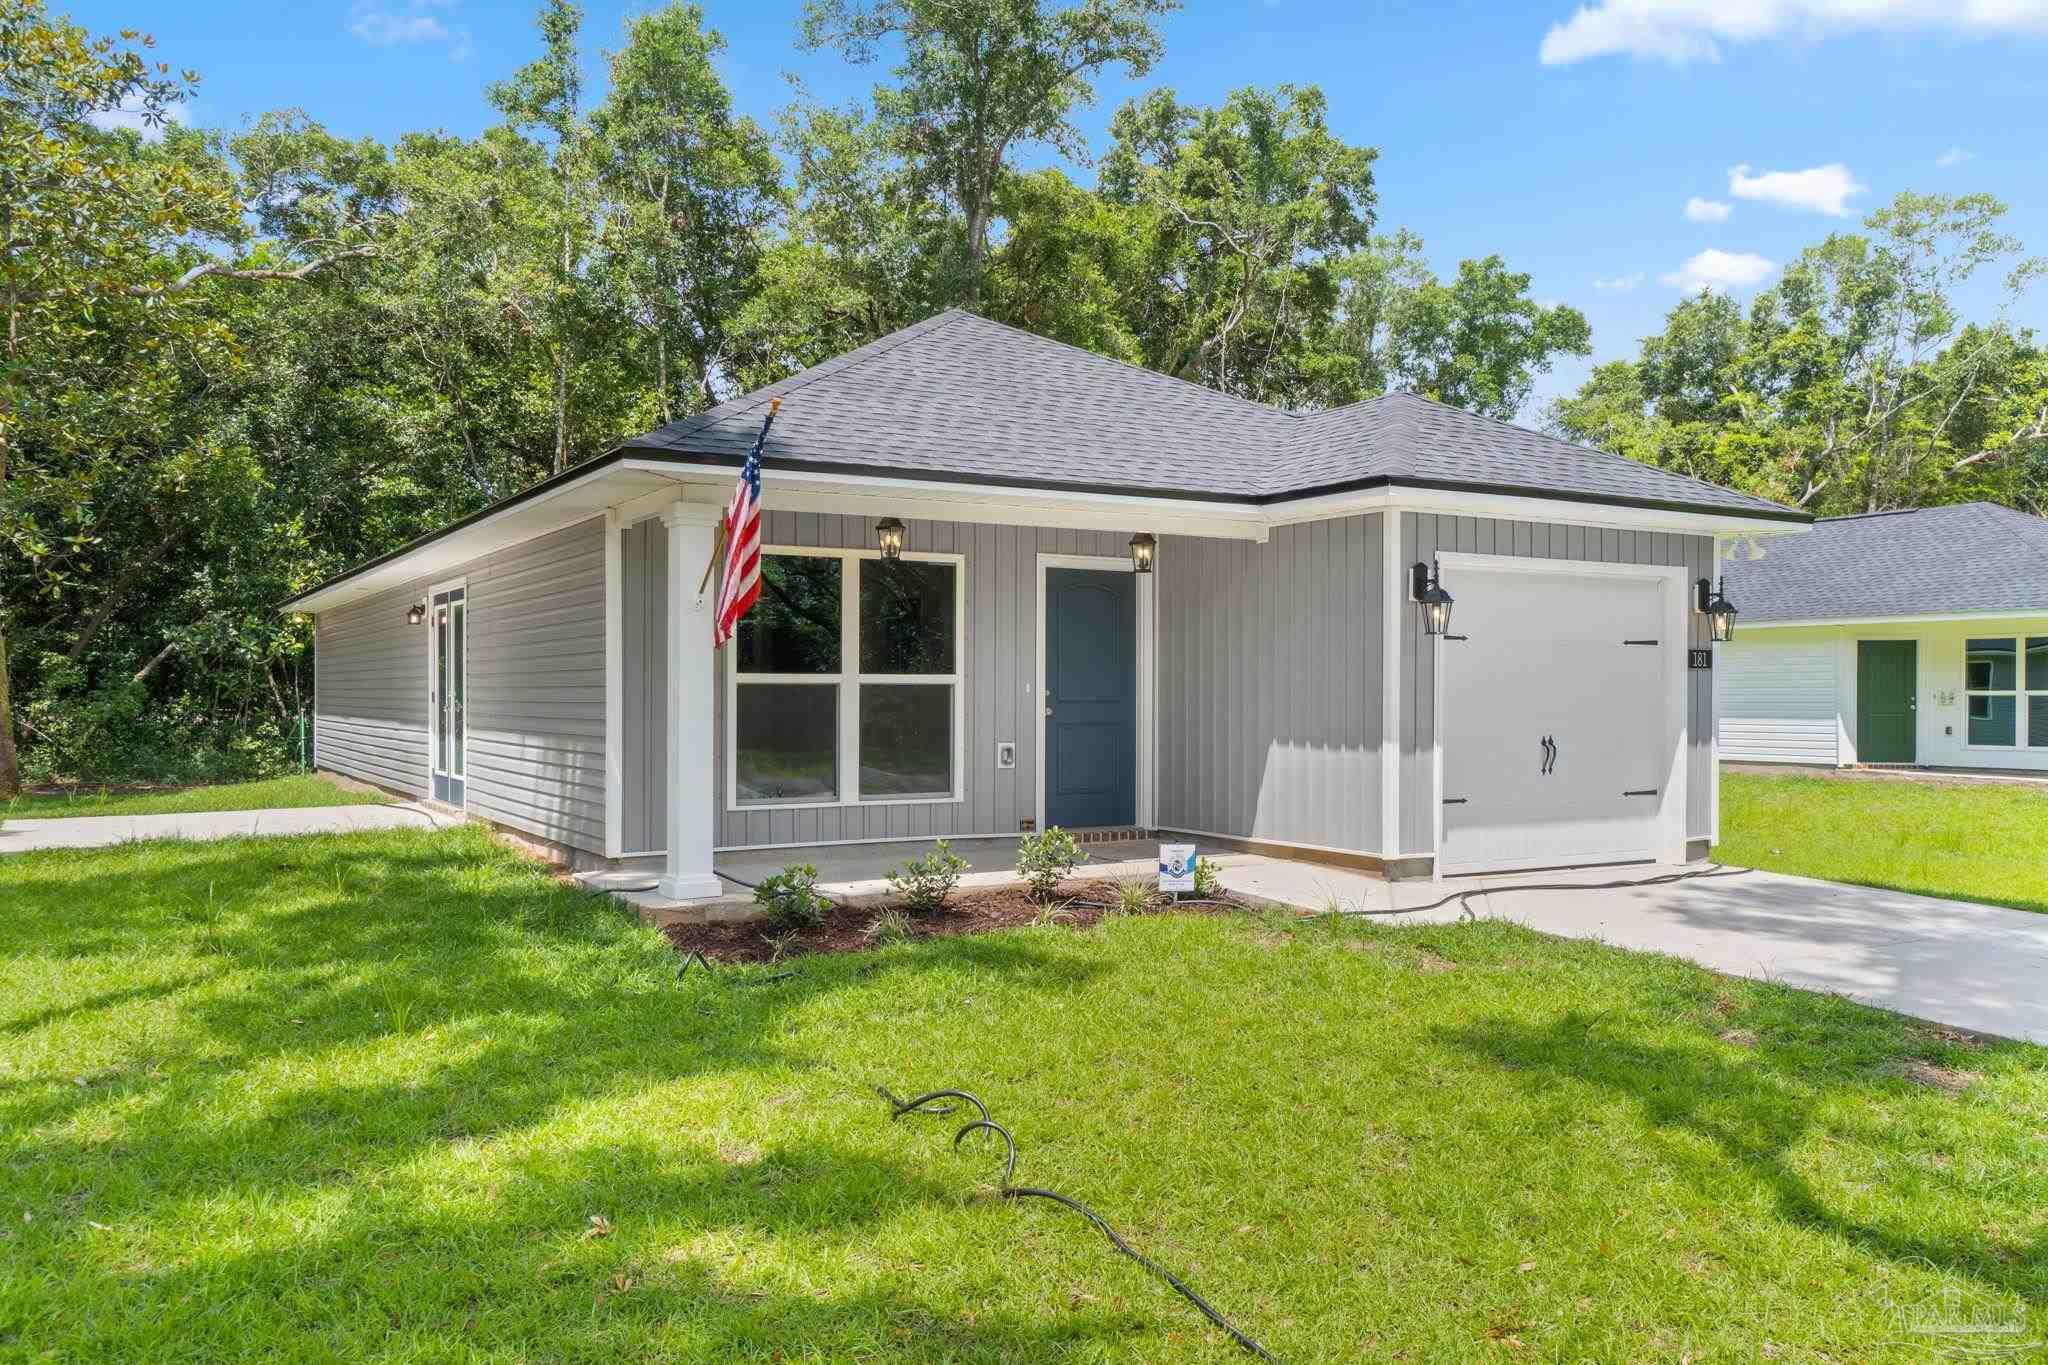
left=861, top=910, right=914, bottom=947
left=1193, top=855, right=1222, bottom=900
left=886, top=839, right=969, bottom=915
left=1114, top=878, right=1155, bottom=917
left=1016, top=826, right=1087, bottom=900
left=753, top=863, right=829, bottom=930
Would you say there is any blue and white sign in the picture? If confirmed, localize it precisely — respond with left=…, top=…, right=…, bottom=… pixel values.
left=1159, top=843, right=1198, bottom=894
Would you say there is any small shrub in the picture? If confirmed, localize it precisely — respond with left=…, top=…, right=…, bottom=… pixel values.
left=1017, top=826, right=1086, bottom=900
left=1114, top=879, right=1155, bottom=917
left=754, top=863, right=829, bottom=930
left=886, top=839, right=969, bottom=914
left=1193, top=855, right=1222, bottom=899
left=862, top=910, right=914, bottom=947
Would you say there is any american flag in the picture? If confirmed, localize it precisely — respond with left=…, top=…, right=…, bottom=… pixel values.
left=712, top=400, right=779, bottom=647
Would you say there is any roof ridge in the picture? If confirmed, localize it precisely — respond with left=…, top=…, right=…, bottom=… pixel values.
left=1818, top=501, right=2022, bottom=523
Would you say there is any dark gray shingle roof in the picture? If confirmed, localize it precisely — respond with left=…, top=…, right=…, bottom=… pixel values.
left=626, top=309, right=1801, bottom=520
left=1721, top=502, right=2048, bottom=622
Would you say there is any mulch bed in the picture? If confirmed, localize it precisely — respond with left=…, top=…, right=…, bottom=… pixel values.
left=663, top=878, right=1246, bottom=965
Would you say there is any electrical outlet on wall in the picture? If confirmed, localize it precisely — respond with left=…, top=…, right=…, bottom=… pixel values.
left=995, top=741, right=1016, bottom=770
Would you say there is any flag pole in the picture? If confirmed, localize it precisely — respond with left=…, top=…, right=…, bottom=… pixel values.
left=697, top=397, right=780, bottom=601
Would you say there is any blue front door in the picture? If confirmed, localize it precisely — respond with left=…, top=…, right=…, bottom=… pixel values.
left=1045, top=568, right=1135, bottom=829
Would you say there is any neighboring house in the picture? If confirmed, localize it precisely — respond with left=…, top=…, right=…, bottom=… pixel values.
left=1718, top=501, right=2048, bottom=773
left=282, top=309, right=1805, bottom=894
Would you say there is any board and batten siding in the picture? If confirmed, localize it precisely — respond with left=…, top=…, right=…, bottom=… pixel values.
left=1154, top=516, right=1385, bottom=852
left=624, top=511, right=1143, bottom=851
left=313, top=575, right=432, bottom=796
left=1397, top=514, right=1717, bottom=855
left=1718, top=633, right=1841, bottom=765
left=312, top=516, right=608, bottom=854
left=619, top=518, right=669, bottom=854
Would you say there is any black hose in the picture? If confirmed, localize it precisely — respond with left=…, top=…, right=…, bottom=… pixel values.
left=878, top=1086, right=1281, bottom=1363
left=1337, top=862, right=1752, bottom=918
left=677, top=949, right=795, bottom=984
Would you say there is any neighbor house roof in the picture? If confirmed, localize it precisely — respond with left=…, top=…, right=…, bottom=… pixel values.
left=1721, top=501, right=2048, bottom=623
left=625, top=308, right=1803, bottom=520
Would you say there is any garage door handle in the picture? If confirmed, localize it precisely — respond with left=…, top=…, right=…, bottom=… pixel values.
left=1622, top=789, right=1659, bottom=797
left=1623, top=639, right=1659, bottom=646
left=1442, top=797, right=1468, bottom=805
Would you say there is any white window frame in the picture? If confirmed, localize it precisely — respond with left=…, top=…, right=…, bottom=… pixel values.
left=724, top=545, right=967, bottom=811
left=424, top=575, right=469, bottom=807
left=1964, top=635, right=2022, bottom=751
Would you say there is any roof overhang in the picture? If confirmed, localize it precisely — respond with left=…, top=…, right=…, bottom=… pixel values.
left=1740, top=607, right=2048, bottom=630
left=282, top=448, right=1810, bottom=615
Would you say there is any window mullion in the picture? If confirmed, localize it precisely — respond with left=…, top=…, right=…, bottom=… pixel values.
left=840, top=553, right=861, bottom=802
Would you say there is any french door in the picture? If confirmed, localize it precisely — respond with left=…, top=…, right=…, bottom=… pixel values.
left=429, top=583, right=467, bottom=805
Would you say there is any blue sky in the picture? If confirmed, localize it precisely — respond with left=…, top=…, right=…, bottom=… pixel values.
left=72, top=0, right=2048, bottom=411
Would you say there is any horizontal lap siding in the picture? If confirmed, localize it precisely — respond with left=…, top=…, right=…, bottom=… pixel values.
left=314, top=577, right=432, bottom=796
left=464, top=518, right=608, bottom=853
left=1155, top=515, right=1384, bottom=853
left=1719, top=635, right=1840, bottom=764
left=1397, top=515, right=1716, bottom=854
left=628, top=513, right=1141, bottom=851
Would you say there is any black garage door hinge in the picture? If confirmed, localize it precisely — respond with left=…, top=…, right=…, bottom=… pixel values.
left=1442, top=634, right=1469, bottom=642
left=1622, top=789, right=1659, bottom=797
left=1442, top=797, right=1468, bottom=805
left=1622, top=639, right=1659, bottom=646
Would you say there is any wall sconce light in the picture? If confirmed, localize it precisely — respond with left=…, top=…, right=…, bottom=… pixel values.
left=1410, top=560, right=1454, bottom=637
left=876, top=516, right=906, bottom=561
left=1128, top=532, right=1157, bottom=573
left=406, top=602, right=427, bottom=627
left=1695, top=577, right=1738, bottom=642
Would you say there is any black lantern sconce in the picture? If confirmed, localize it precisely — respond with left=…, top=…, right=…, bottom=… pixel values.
left=1410, top=560, right=1454, bottom=637
left=1128, top=532, right=1157, bottom=574
left=406, top=602, right=427, bottom=627
left=875, top=517, right=907, bottom=561
left=1695, top=577, right=1738, bottom=642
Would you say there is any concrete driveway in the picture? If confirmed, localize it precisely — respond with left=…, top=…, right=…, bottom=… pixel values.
left=1218, top=861, right=2048, bottom=1045
left=0, top=802, right=456, bottom=853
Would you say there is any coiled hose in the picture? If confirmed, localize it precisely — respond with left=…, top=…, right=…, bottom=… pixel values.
left=879, top=1085, right=1280, bottom=1363
left=1336, top=862, right=1752, bottom=917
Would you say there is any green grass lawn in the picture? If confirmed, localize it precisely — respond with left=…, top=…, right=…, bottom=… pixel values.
left=4, top=827, right=2044, bottom=1362
left=1716, top=770, right=2048, bottom=914
left=2, top=773, right=390, bottom=821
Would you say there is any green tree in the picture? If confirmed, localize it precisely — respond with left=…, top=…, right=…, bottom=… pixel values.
left=800, top=0, right=1176, bottom=307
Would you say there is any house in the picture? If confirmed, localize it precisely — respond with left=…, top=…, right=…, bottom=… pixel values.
left=1718, top=501, right=2048, bottom=773
left=281, top=309, right=1806, bottom=893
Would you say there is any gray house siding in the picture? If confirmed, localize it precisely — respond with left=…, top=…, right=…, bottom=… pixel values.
left=619, top=518, right=669, bottom=854
left=1155, top=516, right=1384, bottom=852
left=625, top=511, right=1142, bottom=851
left=312, top=516, right=608, bottom=854
left=313, top=575, right=432, bottom=796
left=1396, top=513, right=1715, bottom=855
left=463, top=518, right=608, bottom=853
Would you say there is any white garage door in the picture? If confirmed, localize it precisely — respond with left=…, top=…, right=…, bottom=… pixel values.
left=1439, top=565, right=1680, bottom=876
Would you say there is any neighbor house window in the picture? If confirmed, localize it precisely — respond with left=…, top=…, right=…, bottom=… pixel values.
left=1965, top=637, right=2018, bottom=747
left=731, top=548, right=963, bottom=807
left=2032, top=637, right=2048, bottom=748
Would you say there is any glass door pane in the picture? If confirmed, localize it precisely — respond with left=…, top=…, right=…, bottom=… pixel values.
left=450, top=596, right=466, bottom=776
left=436, top=605, right=452, bottom=771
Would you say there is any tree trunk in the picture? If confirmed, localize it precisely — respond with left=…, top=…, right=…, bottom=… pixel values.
left=0, top=613, right=19, bottom=798
left=553, top=224, right=573, bottom=475
left=65, top=525, right=181, bottom=663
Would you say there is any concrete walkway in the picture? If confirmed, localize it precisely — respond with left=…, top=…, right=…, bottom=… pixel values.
left=1218, top=860, right=2048, bottom=1045
left=0, top=801, right=457, bottom=853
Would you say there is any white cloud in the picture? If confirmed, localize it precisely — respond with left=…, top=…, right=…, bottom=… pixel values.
left=1594, top=272, right=1645, bottom=291
left=1936, top=145, right=1972, bottom=167
left=1684, top=196, right=1731, bottom=223
left=1660, top=248, right=1776, bottom=292
left=1539, top=1, right=2048, bottom=66
left=88, top=94, right=189, bottom=142
left=350, top=1, right=468, bottom=57
left=1727, top=162, right=1864, bottom=216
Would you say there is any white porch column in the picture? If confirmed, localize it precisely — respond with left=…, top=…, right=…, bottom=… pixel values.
left=660, top=500, right=725, bottom=901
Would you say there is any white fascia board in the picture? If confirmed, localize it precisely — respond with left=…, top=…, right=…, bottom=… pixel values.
left=1269, top=484, right=1811, bottom=540
left=1744, top=609, right=2048, bottom=630
left=284, top=462, right=688, bottom=615
left=618, top=457, right=1272, bottom=542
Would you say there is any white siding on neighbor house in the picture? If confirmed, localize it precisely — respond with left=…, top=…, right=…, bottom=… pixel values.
left=1154, top=516, right=1385, bottom=852
left=313, top=516, right=608, bottom=854
left=1718, top=632, right=1841, bottom=765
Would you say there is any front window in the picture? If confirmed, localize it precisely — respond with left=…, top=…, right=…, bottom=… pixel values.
left=2032, top=638, right=2048, bottom=748
left=1966, top=637, right=2018, bottom=747
left=732, top=550, right=961, bottom=806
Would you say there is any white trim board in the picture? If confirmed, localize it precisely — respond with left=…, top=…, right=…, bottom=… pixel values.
left=1743, top=609, right=2048, bottom=630
left=602, top=509, right=625, bottom=858
left=424, top=577, right=469, bottom=811
left=1034, top=552, right=1157, bottom=833
left=1429, top=552, right=1690, bottom=878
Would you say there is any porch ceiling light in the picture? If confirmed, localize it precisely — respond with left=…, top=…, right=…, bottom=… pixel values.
left=1411, top=560, right=1453, bottom=637
left=876, top=516, right=907, bottom=561
left=1128, top=532, right=1157, bottom=574
left=1696, top=577, right=1738, bottom=642
left=406, top=602, right=427, bottom=627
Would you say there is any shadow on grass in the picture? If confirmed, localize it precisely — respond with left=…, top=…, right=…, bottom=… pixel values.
left=1440, top=1011, right=2046, bottom=1302
left=0, top=828, right=1116, bottom=1358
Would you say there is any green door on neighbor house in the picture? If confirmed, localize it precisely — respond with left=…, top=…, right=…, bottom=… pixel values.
left=1857, top=640, right=1917, bottom=764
